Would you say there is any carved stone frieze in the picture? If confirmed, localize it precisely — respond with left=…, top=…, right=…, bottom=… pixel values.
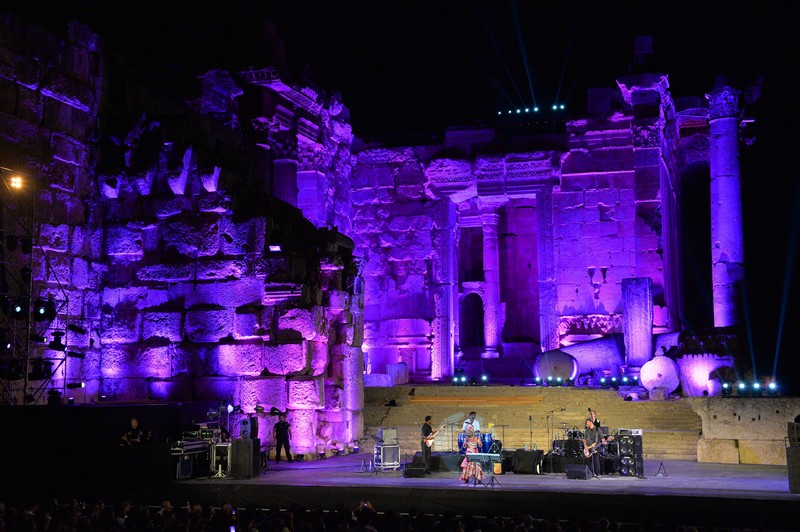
left=557, top=313, right=623, bottom=339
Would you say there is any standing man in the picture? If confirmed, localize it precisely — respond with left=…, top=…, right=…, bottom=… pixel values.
left=120, top=417, right=143, bottom=445
left=273, top=413, right=293, bottom=463
left=461, top=411, right=481, bottom=433
left=583, top=418, right=605, bottom=477
left=588, top=407, right=602, bottom=432
left=420, top=415, right=434, bottom=474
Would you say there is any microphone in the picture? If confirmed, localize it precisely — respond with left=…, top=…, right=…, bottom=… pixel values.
left=560, top=407, right=566, bottom=412
left=588, top=407, right=592, bottom=412
left=528, top=415, right=532, bottom=421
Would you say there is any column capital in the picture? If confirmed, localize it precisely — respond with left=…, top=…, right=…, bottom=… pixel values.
left=707, top=85, right=740, bottom=120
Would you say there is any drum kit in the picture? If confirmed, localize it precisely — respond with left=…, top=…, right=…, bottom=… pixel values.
left=551, top=422, right=619, bottom=458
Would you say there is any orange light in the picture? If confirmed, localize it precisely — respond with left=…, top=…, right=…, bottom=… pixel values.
left=10, top=176, right=23, bottom=189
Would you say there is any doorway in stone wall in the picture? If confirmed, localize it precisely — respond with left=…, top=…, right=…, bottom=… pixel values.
left=459, top=292, right=485, bottom=358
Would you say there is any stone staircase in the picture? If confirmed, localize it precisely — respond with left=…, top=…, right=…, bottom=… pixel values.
left=363, top=385, right=702, bottom=461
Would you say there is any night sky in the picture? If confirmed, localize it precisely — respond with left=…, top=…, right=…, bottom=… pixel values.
left=4, top=1, right=799, bottom=392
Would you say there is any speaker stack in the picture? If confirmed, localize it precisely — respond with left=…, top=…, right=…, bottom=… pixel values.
left=617, top=429, right=644, bottom=477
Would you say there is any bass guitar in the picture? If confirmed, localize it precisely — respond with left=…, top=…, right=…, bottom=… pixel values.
left=424, top=424, right=447, bottom=447
left=583, top=435, right=615, bottom=457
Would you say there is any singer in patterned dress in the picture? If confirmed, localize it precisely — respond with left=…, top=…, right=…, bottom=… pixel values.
left=460, top=425, right=484, bottom=483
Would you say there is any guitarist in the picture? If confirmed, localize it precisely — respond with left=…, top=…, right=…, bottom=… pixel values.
left=420, top=415, right=434, bottom=474
left=582, top=418, right=605, bottom=478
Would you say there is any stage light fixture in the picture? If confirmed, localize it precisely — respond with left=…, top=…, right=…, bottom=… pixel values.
left=33, top=300, right=56, bottom=322
left=20, top=237, right=32, bottom=254
left=622, top=376, right=629, bottom=384
left=534, top=377, right=542, bottom=386
left=269, top=245, right=282, bottom=252
left=66, top=324, right=87, bottom=335
left=10, top=298, right=27, bottom=321
left=721, top=382, right=732, bottom=397
left=30, top=334, right=47, bottom=343
left=66, top=382, right=85, bottom=389
left=48, top=331, right=66, bottom=351
left=28, top=359, right=54, bottom=381
left=459, top=375, right=466, bottom=384
left=481, top=374, right=488, bottom=385
left=10, top=176, right=23, bottom=189
left=66, top=351, right=85, bottom=359
left=255, top=404, right=265, bottom=413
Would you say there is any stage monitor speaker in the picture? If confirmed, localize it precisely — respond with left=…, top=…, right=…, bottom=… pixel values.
left=230, top=438, right=253, bottom=478
left=176, top=454, right=193, bottom=479
left=565, top=464, right=592, bottom=480
left=404, top=464, right=427, bottom=478
left=787, top=447, right=800, bottom=494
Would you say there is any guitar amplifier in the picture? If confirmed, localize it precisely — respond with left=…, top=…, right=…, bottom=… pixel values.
left=378, top=427, right=398, bottom=445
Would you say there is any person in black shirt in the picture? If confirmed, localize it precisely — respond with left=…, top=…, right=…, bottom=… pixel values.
left=273, top=414, right=293, bottom=463
left=420, top=415, right=433, bottom=474
left=120, top=417, right=144, bottom=446
left=583, top=418, right=605, bottom=477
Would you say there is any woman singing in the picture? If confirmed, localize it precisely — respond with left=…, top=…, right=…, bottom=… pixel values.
left=460, top=425, right=485, bottom=484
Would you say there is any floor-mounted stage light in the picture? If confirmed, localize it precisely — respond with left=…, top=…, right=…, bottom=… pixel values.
left=66, top=382, right=85, bottom=389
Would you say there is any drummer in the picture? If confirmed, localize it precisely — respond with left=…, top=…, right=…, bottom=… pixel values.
left=462, top=411, right=481, bottom=434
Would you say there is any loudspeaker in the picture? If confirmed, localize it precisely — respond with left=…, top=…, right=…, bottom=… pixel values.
left=565, top=464, right=592, bottom=480
left=176, top=454, right=193, bottom=479
left=501, top=450, right=516, bottom=473
left=252, top=437, right=261, bottom=475
left=230, top=438, right=253, bottom=478
left=787, top=447, right=800, bottom=494
left=618, top=434, right=644, bottom=477
left=404, top=464, right=427, bottom=478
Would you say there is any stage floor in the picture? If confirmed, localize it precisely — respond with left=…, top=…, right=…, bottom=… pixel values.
left=165, top=451, right=799, bottom=530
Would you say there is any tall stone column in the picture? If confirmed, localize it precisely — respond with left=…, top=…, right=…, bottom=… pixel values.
left=622, top=277, right=653, bottom=371
left=481, top=211, right=500, bottom=358
left=707, top=84, right=744, bottom=328
left=273, top=158, right=298, bottom=207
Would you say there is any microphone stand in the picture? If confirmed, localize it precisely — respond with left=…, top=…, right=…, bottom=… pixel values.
left=528, top=415, right=533, bottom=449
left=545, top=408, right=560, bottom=473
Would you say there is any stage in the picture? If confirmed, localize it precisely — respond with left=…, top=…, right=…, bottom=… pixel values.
left=164, top=451, right=798, bottom=530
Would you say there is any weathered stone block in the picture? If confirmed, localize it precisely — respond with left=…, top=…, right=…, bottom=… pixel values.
left=195, top=259, right=246, bottom=280
left=161, top=213, right=220, bottom=257
left=173, top=279, right=264, bottom=308
left=192, top=376, right=236, bottom=402
left=138, top=344, right=172, bottom=378
left=263, top=342, right=307, bottom=375
left=277, top=307, right=323, bottom=341
left=696, top=437, right=739, bottom=464
left=136, top=263, right=194, bottom=282
left=100, top=308, right=141, bottom=344
left=218, top=344, right=262, bottom=376
left=105, top=225, right=143, bottom=257
left=738, top=439, right=786, bottom=466
left=307, top=340, right=329, bottom=376
left=287, top=408, right=315, bottom=455
left=142, top=312, right=182, bottom=341
left=39, top=223, right=70, bottom=252
left=288, top=377, right=324, bottom=409
left=239, top=376, right=287, bottom=413
left=185, top=309, right=234, bottom=342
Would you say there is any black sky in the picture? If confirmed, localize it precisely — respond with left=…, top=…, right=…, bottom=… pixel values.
left=4, top=1, right=799, bottom=392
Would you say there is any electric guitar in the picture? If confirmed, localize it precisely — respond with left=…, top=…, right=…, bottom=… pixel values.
left=584, top=435, right=615, bottom=457
left=423, top=425, right=446, bottom=447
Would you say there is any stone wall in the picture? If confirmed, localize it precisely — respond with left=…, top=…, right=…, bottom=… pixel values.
left=0, top=16, right=364, bottom=457
left=689, top=397, right=800, bottom=465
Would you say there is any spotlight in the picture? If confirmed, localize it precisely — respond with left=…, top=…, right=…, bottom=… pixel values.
left=534, top=377, right=542, bottom=386
left=268, top=245, right=282, bottom=252
left=622, top=376, right=629, bottom=384
left=66, top=351, right=85, bottom=359
left=66, top=382, right=85, bottom=389
left=766, top=382, right=779, bottom=396
left=533, top=107, right=539, bottom=112
left=33, top=300, right=56, bottom=322
left=48, top=331, right=66, bottom=351
left=481, top=375, right=488, bottom=385
left=556, top=377, right=563, bottom=386
left=567, top=377, right=574, bottom=387
left=255, top=405, right=265, bottom=413
left=721, top=382, right=732, bottom=397
left=10, top=298, right=27, bottom=321
left=10, top=176, right=23, bottom=189
left=459, top=375, right=466, bottom=384
left=30, top=334, right=47, bottom=343
left=452, top=376, right=458, bottom=385
left=737, top=382, right=747, bottom=396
